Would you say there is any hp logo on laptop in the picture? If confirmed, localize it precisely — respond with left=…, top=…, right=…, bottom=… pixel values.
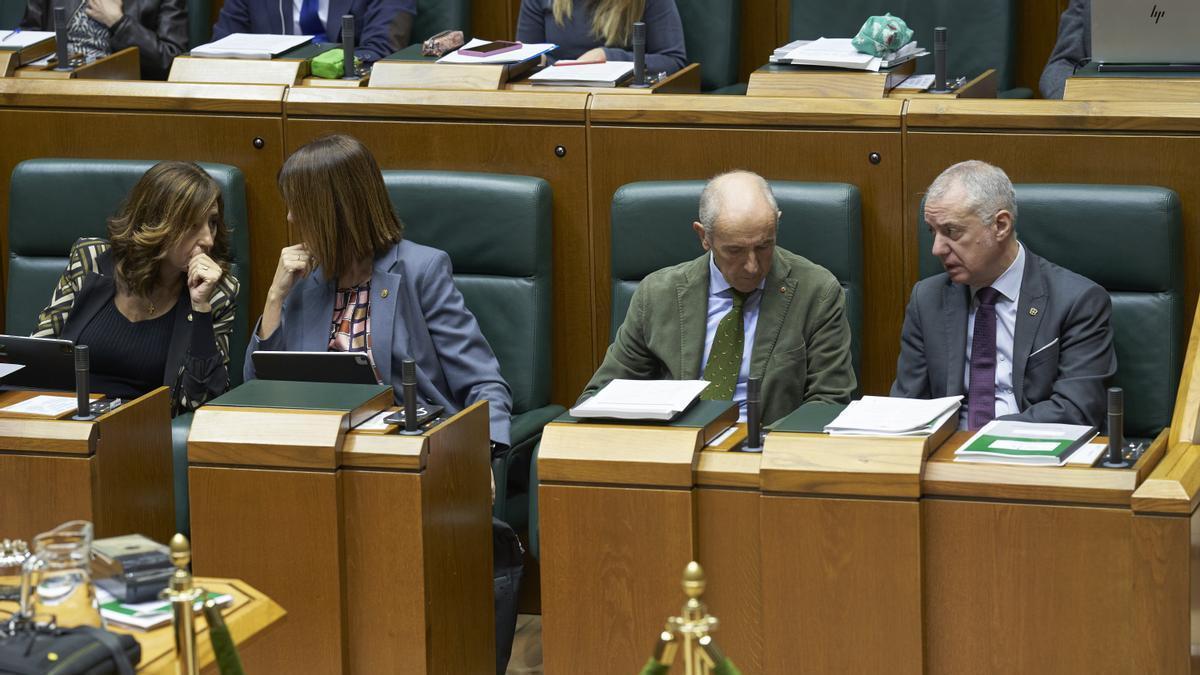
left=1151, top=4, right=1166, bottom=23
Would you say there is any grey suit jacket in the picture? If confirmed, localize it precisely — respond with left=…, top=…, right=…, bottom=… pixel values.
left=1040, top=0, right=1090, bottom=99
left=581, top=248, right=856, bottom=425
left=891, top=248, right=1115, bottom=427
left=245, top=239, right=512, bottom=446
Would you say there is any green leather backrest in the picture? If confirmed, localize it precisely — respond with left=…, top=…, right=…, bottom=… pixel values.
left=1, top=0, right=24, bottom=28
left=7, top=159, right=252, bottom=384
left=412, top=0, right=471, bottom=43
left=789, top=0, right=1017, bottom=91
left=610, top=180, right=863, bottom=379
left=675, top=0, right=740, bottom=91
left=188, top=0, right=209, bottom=49
left=918, top=184, right=1184, bottom=437
left=382, top=170, right=552, bottom=415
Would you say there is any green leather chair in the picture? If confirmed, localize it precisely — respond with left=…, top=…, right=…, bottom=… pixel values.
left=411, top=0, right=471, bottom=43
left=187, top=0, right=210, bottom=49
left=675, top=0, right=742, bottom=93
left=7, top=158, right=251, bottom=536
left=918, top=184, right=1184, bottom=438
left=789, top=0, right=1030, bottom=98
left=382, top=170, right=563, bottom=528
left=1, top=0, right=24, bottom=29
left=530, top=179, right=864, bottom=558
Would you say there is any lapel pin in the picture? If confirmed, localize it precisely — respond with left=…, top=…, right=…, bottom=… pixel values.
left=187, top=313, right=193, bottom=322
left=779, top=286, right=786, bottom=294
left=381, top=289, right=389, bottom=299
left=1029, top=307, right=1038, bottom=316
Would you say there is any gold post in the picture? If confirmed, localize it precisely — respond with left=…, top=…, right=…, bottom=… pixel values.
left=160, top=534, right=203, bottom=675
left=650, top=561, right=722, bottom=674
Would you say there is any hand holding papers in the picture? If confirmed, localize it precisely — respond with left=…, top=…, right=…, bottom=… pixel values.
left=569, top=379, right=710, bottom=421
left=823, top=395, right=961, bottom=436
left=954, top=420, right=1098, bottom=466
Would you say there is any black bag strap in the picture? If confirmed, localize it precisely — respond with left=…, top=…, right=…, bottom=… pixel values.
left=67, top=627, right=134, bottom=675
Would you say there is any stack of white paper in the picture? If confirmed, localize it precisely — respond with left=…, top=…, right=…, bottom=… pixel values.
left=771, top=37, right=927, bottom=71
left=529, top=62, right=633, bottom=87
left=437, top=39, right=556, bottom=65
left=191, top=33, right=312, bottom=60
left=0, top=30, right=54, bottom=50
left=824, top=395, right=961, bottom=436
left=569, top=379, right=710, bottom=421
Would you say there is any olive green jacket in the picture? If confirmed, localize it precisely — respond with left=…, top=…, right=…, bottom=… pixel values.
left=581, top=248, right=856, bottom=424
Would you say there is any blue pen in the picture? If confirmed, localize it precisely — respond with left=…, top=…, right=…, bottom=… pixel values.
left=2, top=27, right=20, bottom=43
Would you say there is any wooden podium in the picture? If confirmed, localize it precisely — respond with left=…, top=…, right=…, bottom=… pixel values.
left=0, top=387, right=173, bottom=543
left=537, top=401, right=736, bottom=674
left=187, top=383, right=495, bottom=675
left=11, top=47, right=140, bottom=80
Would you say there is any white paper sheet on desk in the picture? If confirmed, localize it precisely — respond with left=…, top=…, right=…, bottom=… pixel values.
left=0, top=30, right=54, bottom=49
left=0, top=363, right=24, bottom=379
left=437, top=39, right=556, bottom=65
left=782, top=37, right=879, bottom=71
left=529, top=61, right=633, bottom=86
left=1, top=395, right=76, bottom=416
left=894, top=74, right=936, bottom=90
left=356, top=409, right=395, bottom=431
left=824, top=395, right=962, bottom=435
left=1065, top=442, right=1107, bottom=466
left=190, top=33, right=311, bottom=59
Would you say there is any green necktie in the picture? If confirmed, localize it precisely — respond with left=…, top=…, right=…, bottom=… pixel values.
left=701, top=289, right=748, bottom=400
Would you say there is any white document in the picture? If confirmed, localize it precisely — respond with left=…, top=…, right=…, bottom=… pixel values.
left=824, top=395, right=962, bottom=435
left=782, top=38, right=880, bottom=71
left=893, top=74, right=936, bottom=90
left=1065, top=442, right=1107, bottom=466
left=988, top=439, right=1061, bottom=452
left=355, top=409, right=396, bottom=431
left=570, top=379, right=710, bottom=421
left=437, top=38, right=556, bottom=65
left=0, top=363, right=24, bottom=379
left=0, top=30, right=54, bottom=50
left=190, top=33, right=312, bottom=59
left=2, top=395, right=76, bottom=417
left=529, top=61, right=634, bottom=87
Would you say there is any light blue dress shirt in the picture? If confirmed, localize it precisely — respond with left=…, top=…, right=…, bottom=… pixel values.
left=962, top=242, right=1025, bottom=428
left=701, top=254, right=765, bottom=420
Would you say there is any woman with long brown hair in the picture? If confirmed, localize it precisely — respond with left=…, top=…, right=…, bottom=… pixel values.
left=516, top=0, right=686, bottom=74
left=34, top=161, right=239, bottom=414
left=246, top=134, right=512, bottom=448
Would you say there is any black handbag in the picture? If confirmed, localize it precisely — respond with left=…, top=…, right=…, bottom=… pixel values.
left=0, top=625, right=140, bottom=675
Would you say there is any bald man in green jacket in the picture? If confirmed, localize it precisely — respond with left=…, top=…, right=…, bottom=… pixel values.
left=580, top=171, right=855, bottom=424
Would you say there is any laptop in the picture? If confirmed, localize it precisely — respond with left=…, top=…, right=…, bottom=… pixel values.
left=0, top=334, right=77, bottom=392
left=251, top=351, right=379, bottom=385
left=1092, top=0, right=1200, bottom=66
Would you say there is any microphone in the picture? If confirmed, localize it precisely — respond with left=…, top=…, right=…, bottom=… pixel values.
left=1103, top=387, right=1129, bottom=468
left=929, top=26, right=950, bottom=93
left=53, top=6, right=71, bottom=72
left=744, top=377, right=763, bottom=452
left=400, top=359, right=421, bottom=435
left=72, top=345, right=94, bottom=421
left=630, top=21, right=648, bottom=88
left=341, top=14, right=355, bottom=79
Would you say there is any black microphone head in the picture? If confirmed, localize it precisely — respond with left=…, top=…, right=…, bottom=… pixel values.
left=934, top=26, right=947, bottom=47
left=401, top=358, right=416, bottom=386
left=633, top=21, right=646, bottom=45
left=746, top=376, right=761, bottom=402
left=53, top=5, right=66, bottom=23
left=1107, top=387, right=1123, bottom=414
left=74, top=344, right=89, bottom=370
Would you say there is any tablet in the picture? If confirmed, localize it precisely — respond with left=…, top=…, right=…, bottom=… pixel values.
left=251, top=351, right=379, bottom=385
left=0, top=334, right=77, bottom=392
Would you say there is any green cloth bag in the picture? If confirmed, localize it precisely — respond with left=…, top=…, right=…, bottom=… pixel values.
left=851, top=13, right=914, bottom=56
left=310, top=48, right=360, bottom=79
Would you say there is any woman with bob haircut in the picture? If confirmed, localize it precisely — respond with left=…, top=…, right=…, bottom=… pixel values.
left=245, top=134, right=512, bottom=448
left=34, top=161, right=239, bottom=414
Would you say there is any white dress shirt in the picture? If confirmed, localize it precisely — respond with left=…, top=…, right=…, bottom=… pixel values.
left=293, top=0, right=329, bottom=35
left=701, top=254, right=765, bottom=421
left=961, top=242, right=1025, bottom=428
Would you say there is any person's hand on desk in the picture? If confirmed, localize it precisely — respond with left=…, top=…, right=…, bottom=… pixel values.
left=84, top=0, right=125, bottom=28
left=258, top=243, right=312, bottom=340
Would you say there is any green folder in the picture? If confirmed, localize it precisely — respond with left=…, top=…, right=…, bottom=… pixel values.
left=555, top=399, right=736, bottom=428
left=768, top=402, right=847, bottom=433
left=208, top=379, right=390, bottom=412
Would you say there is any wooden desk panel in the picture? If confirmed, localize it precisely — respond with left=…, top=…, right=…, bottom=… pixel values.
left=0, top=453, right=94, bottom=538
left=696, top=485, right=763, bottom=675
left=283, top=110, right=592, bottom=404
left=588, top=99, right=904, bottom=394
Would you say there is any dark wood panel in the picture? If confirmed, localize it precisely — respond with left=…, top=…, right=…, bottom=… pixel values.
left=0, top=453, right=94, bottom=541
left=589, top=125, right=904, bottom=395
left=760, top=495, right=922, bottom=674
left=1014, top=0, right=1071, bottom=96
left=923, top=499, right=1130, bottom=673
left=284, top=118, right=593, bottom=405
left=92, top=387, right=173, bottom=543
left=1131, top=512, right=1194, bottom=674
left=696, top=487, right=763, bottom=675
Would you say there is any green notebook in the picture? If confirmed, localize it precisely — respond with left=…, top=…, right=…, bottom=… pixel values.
left=954, top=420, right=1097, bottom=466
left=209, top=379, right=390, bottom=412
left=769, top=402, right=848, bottom=433
left=555, top=399, right=736, bottom=429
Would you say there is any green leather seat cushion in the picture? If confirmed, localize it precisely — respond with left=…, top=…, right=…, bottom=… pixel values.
left=676, top=0, right=741, bottom=92
left=411, top=0, right=470, bottom=43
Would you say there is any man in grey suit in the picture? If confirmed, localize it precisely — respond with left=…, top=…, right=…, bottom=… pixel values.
left=1040, top=0, right=1091, bottom=99
left=580, top=170, right=856, bottom=425
left=892, top=160, right=1115, bottom=429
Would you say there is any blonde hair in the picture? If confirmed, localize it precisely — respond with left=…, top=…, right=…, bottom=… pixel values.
left=107, top=161, right=228, bottom=299
left=552, top=0, right=646, bottom=47
left=278, top=134, right=403, bottom=281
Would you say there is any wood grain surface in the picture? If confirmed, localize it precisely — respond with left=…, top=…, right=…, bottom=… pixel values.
left=169, top=56, right=306, bottom=86
left=538, top=421, right=703, bottom=487
left=696, top=485, right=763, bottom=675
left=761, top=428, right=945, bottom=498
left=188, top=407, right=348, bottom=469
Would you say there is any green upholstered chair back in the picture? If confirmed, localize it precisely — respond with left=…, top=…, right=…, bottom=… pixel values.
left=1, top=0, right=24, bottom=28
left=789, top=0, right=1017, bottom=92
left=918, top=184, right=1184, bottom=438
left=610, top=180, right=863, bottom=378
left=187, top=0, right=210, bottom=49
left=675, top=0, right=740, bottom=91
left=382, top=170, right=552, bottom=415
left=411, top=0, right=471, bottom=43
left=7, top=158, right=252, bottom=384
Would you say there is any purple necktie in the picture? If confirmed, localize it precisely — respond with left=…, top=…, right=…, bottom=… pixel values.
left=967, top=286, right=1002, bottom=430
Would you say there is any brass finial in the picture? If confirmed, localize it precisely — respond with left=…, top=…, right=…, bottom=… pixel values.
left=682, top=561, right=706, bottom=599
left=162, top=533, right=202, bottom=675
left=168, top=534, right=193, bottom=592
